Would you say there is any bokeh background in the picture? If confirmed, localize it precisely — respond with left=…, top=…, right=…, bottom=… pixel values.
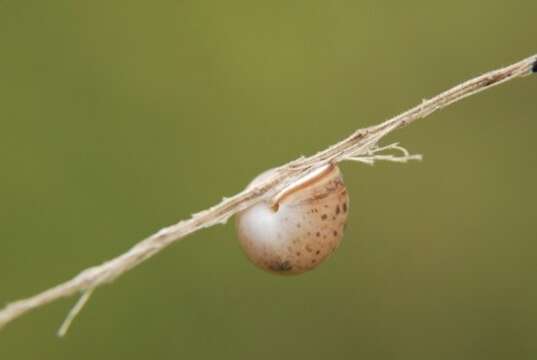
left=1, top=1, right=536, bottom=359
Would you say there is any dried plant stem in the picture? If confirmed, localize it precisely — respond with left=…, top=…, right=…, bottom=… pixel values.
left=57, top=288, right=94, bottom=337
left=1, top=54, right=535, bottom=336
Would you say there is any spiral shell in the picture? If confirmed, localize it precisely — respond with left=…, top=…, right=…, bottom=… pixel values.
left=235, top=164, right=349, bottom=275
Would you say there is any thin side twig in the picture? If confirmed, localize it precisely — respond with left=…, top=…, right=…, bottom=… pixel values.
left=57, top=288, right=94, bottom=337
left=347, top=142, right=423, bottom=165
left=0, top=54, right=535, bottom=336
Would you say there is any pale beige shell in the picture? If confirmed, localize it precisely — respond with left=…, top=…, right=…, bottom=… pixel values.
left=235, top=164, right=349, bottom=275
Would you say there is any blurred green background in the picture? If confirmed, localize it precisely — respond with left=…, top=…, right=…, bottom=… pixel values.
left=1, top=1, right=536, bottom=359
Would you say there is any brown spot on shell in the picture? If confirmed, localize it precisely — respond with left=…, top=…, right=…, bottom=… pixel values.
left=269, top=260, right=293, bottom=272
left=321, top=214, right=328, bottom=220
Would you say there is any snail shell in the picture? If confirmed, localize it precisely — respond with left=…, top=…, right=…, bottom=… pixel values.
left=235, top=164, right=349, bottom=275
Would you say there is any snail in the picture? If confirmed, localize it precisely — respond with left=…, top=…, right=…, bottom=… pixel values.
left=235, top=163, right=349, bottom=275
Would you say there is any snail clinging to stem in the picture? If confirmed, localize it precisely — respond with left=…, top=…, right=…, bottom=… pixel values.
left=235, top=163, right=349, bottom=275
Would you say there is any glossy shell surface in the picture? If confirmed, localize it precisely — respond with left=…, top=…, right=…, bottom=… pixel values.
left=235, top=164, right=349, bottom=275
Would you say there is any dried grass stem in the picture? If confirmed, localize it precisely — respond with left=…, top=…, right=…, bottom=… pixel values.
left=0, top=54, right=535, bottom=336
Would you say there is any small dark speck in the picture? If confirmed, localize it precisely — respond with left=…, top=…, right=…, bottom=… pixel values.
left=483, top=78, right=495, bottom=86
left=270, top=260, right=293, bottom=272
left=342, top=203, right=347, bottom=213
left=316, top=232, right=321, bottom=237
left=315, top=250, right=320, bottom=255
left=321, top=214, right=328, bottom=220
left=335, top=205, right=341, bottom=215
left=333, top=230, right=338, bottom=237
left=532, top=59, right=537, bottom=73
